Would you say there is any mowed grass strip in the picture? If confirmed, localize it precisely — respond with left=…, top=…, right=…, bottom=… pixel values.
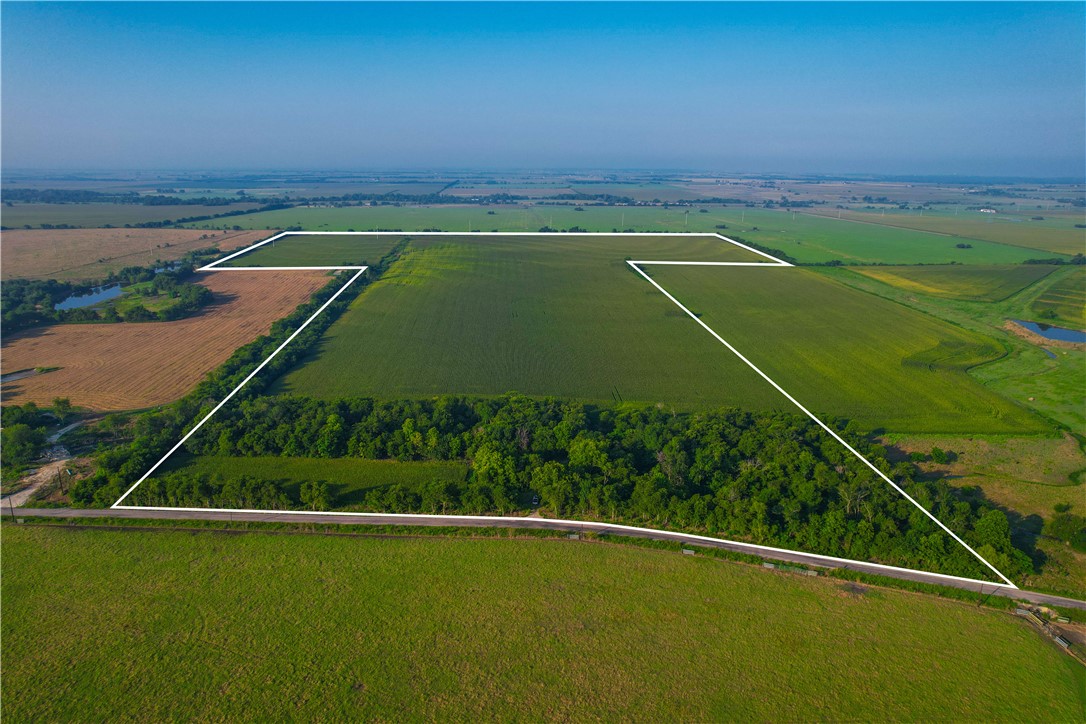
left=1030, top=266, right=1086, bottom=328
left=219, top=233, right=402, bottom=268
left=646, top=265, right=1048, bottom=434
left=851, top=264, right=1058, bottom=302
left=160, top=454, right=468, bottom=507
left=3, top=526, right=1081, bottom=721
left=275, top=235, right=784, bottom=410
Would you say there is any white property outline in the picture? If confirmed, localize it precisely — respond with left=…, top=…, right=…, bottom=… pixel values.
left=112, top=231, right=1017, bottom=589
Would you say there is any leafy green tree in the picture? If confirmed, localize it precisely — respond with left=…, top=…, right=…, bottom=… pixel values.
left=52, top=397, right=73, bottom=421
left=533, top=461, right=573, bottom=516
left=1043, top=514, right=1086, bottom=552
left=316, top=414, right=346, bottom=458
left=1, top=424, right=45, bottom=467
left=300, top=480, right=332, bottom=511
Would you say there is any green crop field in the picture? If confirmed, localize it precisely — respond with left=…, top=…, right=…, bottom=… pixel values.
left=219, top=233, right=402, bottom=268
left=184, top=205, right=1055, bottom=265
left=1030, top=266, right=1086, bottom=328
left=645, top=265, right=1047, bottom=434
left=274, top=235, right=786, bottom=411
left=1, top=202, right=263, bottom=228
left=805, top=208, right=1086, bottom=256
left=157, top=454, right=468, bottom=507
left=3, top=525, right=1080, bottom=721
left=852, top=264, right=1058, bottom=302
left=267, top=234, right=1047, bottom=433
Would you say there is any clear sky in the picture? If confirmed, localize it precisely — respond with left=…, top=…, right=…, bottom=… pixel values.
left=2, top=2, right=1083, bottom=177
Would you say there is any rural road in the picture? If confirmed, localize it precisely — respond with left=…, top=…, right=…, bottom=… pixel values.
left=46, top=420, right=84, bottom=444
left=0, top=420, right=85, bottom=508
left=11, top=505, right=1086, bottom=611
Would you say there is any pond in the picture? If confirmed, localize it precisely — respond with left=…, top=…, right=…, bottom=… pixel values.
left=1013, top=319, right=1086, bottom=344
left=54, top=284, right=123, bottom=311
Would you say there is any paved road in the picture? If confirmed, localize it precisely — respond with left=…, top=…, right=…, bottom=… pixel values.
left=11, top=505, right=1086, bottom=611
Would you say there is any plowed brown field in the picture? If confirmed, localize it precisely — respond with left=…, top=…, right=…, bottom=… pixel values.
left=1, top=270, right=329, bottom=410
left=1, top=229, right=275, bottom=281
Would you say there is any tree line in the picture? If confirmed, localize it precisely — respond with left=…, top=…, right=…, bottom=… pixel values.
left=103, top=391, right=1031, bottom=582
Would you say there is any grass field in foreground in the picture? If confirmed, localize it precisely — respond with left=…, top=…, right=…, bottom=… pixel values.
left=159, top=455, right=468, bottom=507
left=804, top=208, right=1086, bottom=256
left=3, top=525, right=1080, bottom=721
left=275, top=235, right=785, bottom=411
left=218, top=233, right=402, bottom=268
left=647, top=265, right=1047, bottom=434
left=851, top=264, right=1057, bottom=302
left=1030, top=266, right=1086, bottom=328
left=184, top=205, right=1056, bottom=264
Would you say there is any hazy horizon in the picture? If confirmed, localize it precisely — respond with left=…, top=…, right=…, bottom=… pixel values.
left=3, top=2, right=1083, bottom=177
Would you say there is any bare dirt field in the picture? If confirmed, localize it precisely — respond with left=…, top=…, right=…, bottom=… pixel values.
left=1, top=229, right=275, bottom=281
left=1, top=270, right=329, bottom=410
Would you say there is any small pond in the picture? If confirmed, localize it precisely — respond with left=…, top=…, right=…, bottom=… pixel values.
left=1013, top=319, right=1086, bottom=344
left=54, top=284, right=123, bottom=311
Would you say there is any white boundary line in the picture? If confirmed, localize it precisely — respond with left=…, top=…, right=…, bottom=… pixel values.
left=115, top=230, right=1016, bottom=589
left=113, top=505, right=1013, bottom=591
left=111, top=266, right=368, bottom=506
left=626, top=260, right=1016, bottom=588
left=199, top=230, right=792, bottom=271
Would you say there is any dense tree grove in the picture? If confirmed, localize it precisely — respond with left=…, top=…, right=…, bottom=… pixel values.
left=96, top=389, right=1031, bottom=580
left=1, top=403, right=49, bottom=470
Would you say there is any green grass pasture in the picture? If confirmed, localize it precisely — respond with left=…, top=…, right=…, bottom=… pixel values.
left=3, top=526, right=1080, bottom=721
left=646, top=265, right=1047, bottom=434
left=805, top=208, right=1086, bottom=256
left=218, top=233, right=402, bottom=267
left=275, top=235, right=785, bottom=411
left=161, top=454, right=468, bottom=507
left=706, top=208, right=1053, bottom=264
left=852, top=264, right=1058, bottom=302
left=1030, top=266, right=1086, bottom=328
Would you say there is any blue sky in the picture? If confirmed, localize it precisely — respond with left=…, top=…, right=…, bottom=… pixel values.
left=2, top=2, right=1083, bottom=176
